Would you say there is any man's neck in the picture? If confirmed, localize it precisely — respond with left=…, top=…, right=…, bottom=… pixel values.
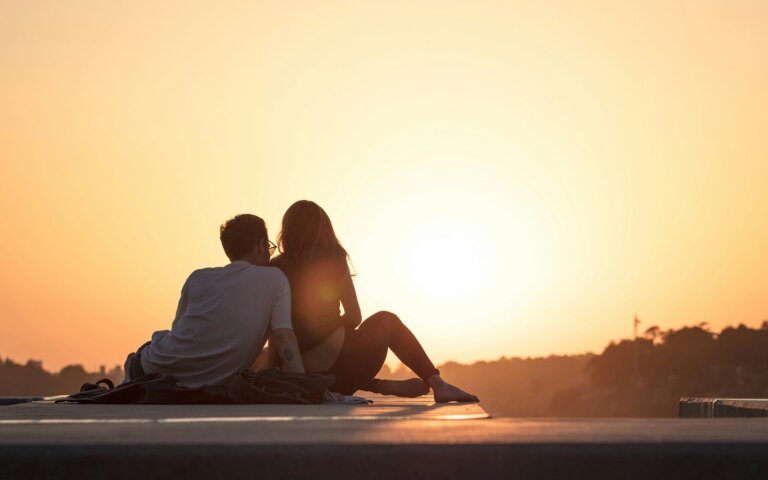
left=234, top=254, right=265, bottom=266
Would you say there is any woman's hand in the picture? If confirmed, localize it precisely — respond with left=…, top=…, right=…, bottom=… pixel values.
left=342, top=313, right=362, bottom=330
left=339, top=267, right=362, bottom=329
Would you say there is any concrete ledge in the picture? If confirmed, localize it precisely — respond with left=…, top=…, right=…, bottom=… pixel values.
left=680, top=398, right=768, bottom=418
left=1, top=443, right=767, bottom=480
left=3, top=398, right=768, bottom=479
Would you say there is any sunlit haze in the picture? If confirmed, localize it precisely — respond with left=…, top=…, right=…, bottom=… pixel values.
left=1, top=1, right=767, bottom=371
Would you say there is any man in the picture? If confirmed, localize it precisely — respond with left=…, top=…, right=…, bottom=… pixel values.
left=122, top=214, right=305, bottom=388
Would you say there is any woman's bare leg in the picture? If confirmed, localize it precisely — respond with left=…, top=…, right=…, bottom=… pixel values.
left=358, top=311, right=479, bottom=402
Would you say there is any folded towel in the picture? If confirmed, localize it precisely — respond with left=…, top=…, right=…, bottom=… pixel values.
left=323, top=394, right=373, bottom=405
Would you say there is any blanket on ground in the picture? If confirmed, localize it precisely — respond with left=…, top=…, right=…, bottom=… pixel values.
left=55, top=368, right=336, bottom=405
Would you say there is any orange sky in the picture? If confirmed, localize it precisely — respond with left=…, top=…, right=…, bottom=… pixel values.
left=1, top=1, right=767, bottom=372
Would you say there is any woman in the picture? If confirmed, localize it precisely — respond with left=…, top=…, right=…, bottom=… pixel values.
left=269, top=200, right=478, bottom=402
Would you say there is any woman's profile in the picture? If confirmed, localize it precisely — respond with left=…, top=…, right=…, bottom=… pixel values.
left=269, top=200, right=478, bottom=402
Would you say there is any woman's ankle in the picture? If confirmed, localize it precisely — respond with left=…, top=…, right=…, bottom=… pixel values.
left=364, top=378, right=383, bottom=393
left=427, top=374, right=445, bottom=390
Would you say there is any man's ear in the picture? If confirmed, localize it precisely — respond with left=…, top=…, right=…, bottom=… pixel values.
left=254, top=240, right=267, bottom=256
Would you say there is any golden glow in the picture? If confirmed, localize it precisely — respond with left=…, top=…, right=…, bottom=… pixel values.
left=1, top=1, right=767, bottom=372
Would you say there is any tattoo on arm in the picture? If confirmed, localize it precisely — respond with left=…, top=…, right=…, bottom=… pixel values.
left=272, top=329, right=304, bottom=373
left=281, top=348, right=294, bottom=362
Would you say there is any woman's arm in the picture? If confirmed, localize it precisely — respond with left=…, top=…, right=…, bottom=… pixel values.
left=339, top=265, right=362, bottom=330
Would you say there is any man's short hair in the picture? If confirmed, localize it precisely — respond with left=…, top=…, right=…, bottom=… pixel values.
left=220, top=214, right=268, bottom=261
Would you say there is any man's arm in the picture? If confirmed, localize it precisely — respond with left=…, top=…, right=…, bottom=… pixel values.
left=170, top=277, right=191, bottom=329
left=267, top=271, right=305, bottom=373
left=267, top=340, right=280, bottom=369
left=270, top=328, right=304, bottom=373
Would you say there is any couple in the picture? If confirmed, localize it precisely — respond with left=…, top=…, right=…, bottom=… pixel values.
left=123, top=200, right=478, bottom=403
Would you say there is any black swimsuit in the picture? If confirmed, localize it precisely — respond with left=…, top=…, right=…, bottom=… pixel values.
left=269, top=252, right=347, bottom=352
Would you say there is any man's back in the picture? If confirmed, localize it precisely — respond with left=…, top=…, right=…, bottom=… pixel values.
left=140, top=261, right=291, bottom=388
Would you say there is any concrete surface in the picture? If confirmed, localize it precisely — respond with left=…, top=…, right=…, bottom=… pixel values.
left=2, top=395, right=767, bottom=479
left=680, top=397, right=768, bottom=417
left=0, top=396, right=43, bottom=406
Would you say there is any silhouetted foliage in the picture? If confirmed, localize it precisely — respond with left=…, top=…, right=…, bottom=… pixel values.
left=548, top=323, right=768, bottom=417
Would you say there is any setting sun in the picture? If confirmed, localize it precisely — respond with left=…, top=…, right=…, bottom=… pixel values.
left=404, top=220, right=485, bottom=300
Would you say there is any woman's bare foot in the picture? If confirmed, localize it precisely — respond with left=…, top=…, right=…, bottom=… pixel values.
left=428, top=375, right=479, bottom=403
left=372, top=378, right=430, bottom=397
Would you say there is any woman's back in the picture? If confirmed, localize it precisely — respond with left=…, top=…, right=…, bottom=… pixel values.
left=270, top=250, right=348, bottom=352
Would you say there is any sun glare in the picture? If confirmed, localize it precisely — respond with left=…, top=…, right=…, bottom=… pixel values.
left=404, top=222, right=483, bottom=301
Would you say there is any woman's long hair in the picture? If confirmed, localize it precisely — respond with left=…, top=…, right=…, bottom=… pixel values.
left=278, top=200, right=349, bottom=261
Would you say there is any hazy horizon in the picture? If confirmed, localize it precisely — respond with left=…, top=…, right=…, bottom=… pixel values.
left=2, top=1, right=767, bottom=372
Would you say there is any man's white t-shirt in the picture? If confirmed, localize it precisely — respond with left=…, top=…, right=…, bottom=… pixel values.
left=140, top=261, right=291, bottom=388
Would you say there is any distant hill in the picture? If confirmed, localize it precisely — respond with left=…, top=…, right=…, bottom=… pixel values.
left=0, top=358, right=123, bottom=396
left=380, top=322, right=768, bottom=417
left=379, top=355, right=591, bottom=417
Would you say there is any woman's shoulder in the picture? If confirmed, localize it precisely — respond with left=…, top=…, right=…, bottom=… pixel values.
left=273, top=249, right=348, bottom=275
left=271, top=253, right=306, bottom=268
left=314, top=248, right=349, bottom=271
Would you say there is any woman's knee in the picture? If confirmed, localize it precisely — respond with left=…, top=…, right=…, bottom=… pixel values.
left=369, top=311, right=402, bottom=328
left=358, top=310, right=402, bottom=337
left=372, top=310, right=400, bottom=321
